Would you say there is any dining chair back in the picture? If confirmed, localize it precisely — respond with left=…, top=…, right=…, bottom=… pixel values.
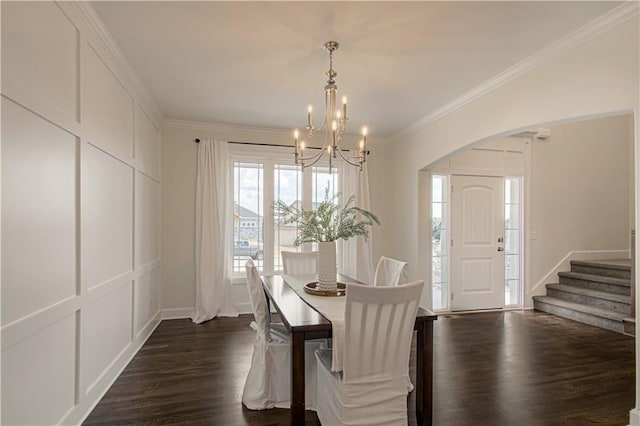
left=282, top=251, right=318, bottom=275
left=315, top=280, right=424, bottom=425
left=243, top=260, right=326, bottom=411
left=373, top=256, right=408, bottom=287
left=343, top=280, right=423, bottom=381
left=245, top=259, right=271, bottom=339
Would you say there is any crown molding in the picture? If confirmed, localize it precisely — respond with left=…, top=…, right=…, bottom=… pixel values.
left=163, top=118, right=292, bottom=137
left=392, top=1, right=639, bottom=141
left=62, top=1, right=164, bottom=126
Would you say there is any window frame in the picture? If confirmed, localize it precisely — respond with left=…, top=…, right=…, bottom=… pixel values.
left=229, top=143, right=342, bottom=282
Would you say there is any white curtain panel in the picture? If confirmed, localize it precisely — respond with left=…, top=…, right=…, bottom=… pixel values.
left=341, top=162, right=375, bottom=284
left=193, top=139, right=238, bottom=323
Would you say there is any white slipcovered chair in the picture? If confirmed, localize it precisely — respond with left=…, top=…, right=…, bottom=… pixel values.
left=315, top=280, right=424, bottom=425
left=373, top=256, right=408, bottom=287
left=281, top=251, right=318, bottom=275
left=242, top=260, right=326, bottom=410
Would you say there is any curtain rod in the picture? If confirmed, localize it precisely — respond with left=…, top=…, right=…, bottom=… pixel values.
left=193, top=138, right=368, bottom=154
left=194, top=138, right=303, bottom=149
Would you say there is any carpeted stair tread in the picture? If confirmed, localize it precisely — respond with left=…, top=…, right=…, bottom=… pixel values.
left=533, top=295, right=627, bottom=322
left=558, top=271, right=630, bottom=287
left=570, top=259, right=631, bottom=271
left=545, top=283, right=631, bottom=304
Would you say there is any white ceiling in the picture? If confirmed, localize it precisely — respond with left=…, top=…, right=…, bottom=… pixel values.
left=92, top=1, right=622, bottom=137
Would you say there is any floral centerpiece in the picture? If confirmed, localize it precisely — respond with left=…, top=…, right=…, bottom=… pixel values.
left=274, top=188, right=380, bottom=292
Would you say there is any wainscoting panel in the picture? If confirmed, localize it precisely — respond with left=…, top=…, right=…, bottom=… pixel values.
left=135, top=172, right=160, bottom=268
left=81, top=282, right=133, bottom=395
left=1, top=314, right=76, bottom=425
left=84, top=44, right=133, bottom=162
left=1, top=1, right=79, bottom=122
left=1, top=1, right=162, bottom=424
left=83, top=144, right=134, bottom=291
left=1, top=98, right=77, bottom=325
left=135, top=105, right=161, bottom=180
left=134, top=268, right=160, bottom=338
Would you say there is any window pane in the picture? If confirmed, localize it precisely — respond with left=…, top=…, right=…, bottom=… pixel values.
left=433, top=228, right=448, bottom=257
left=233, top=162, right=264, bottom=272
left=505, top=229, right=520, bottom=255
left=274, top=164, right=302, bottom=271
left=432, top=256, right=448, bottom=310
left=506, top=279, right=520, bottom=305
left=432, top=176, right=443, bottom=203
left=312, top=166, right=338, bottom=204
left=505, top=204, right=519, bottom=229
left=505, top=177, right=519, bottom=204
left=505, top=254, right=520, bottom=280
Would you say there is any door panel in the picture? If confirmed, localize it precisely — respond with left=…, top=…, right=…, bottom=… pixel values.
left=451, top=175, right=504, bottom=311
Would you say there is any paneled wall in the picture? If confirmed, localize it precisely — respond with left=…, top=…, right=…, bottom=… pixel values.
left=1, top=2, right=162, bottom=424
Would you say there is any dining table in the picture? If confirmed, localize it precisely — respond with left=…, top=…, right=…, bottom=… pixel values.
left=261, top=273, right=438, bottom=426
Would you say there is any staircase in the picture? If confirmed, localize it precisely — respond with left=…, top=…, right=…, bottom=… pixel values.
left=533, top=259, right=634, bottom=335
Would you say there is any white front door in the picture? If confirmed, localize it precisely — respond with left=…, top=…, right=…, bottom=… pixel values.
left=450, top=175, right=505, bottom=311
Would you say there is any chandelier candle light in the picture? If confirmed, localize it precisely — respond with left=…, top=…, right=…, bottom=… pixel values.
left=294, top=41, right=368, bottom=172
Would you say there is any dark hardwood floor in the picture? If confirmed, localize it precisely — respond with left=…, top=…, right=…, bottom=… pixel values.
left=84, top=311, right=635, bottom=426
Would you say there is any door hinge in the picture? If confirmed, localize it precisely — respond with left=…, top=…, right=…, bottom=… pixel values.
left=451, top=185, right=454, bottom=193
left=451, top=239, right=454, bottom=247
left=451, top=292, right=454, bottom=301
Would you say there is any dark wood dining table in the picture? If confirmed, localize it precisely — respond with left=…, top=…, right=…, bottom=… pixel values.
left=262, top=274, right=438, bottom=425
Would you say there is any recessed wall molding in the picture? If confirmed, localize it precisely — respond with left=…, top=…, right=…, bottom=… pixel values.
left=61, top=1, right=163, bottom=126
left=2, top=79, right=82, bottom=138
left=1, top=2, right=163, bottom=424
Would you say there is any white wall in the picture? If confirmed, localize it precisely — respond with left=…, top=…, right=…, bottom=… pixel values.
left=528, top=114, right=633, bottom=295
left=161, top=121, right=390, bottom=315
left=384, top=14, right=639, bottom=299
left=1, top=2, right=162, bottom=424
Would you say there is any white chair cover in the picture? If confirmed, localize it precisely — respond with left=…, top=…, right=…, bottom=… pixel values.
left=315, top=280, right=424, bottom=425
left=373, top=256, right=408, bottom=287
left=242, top=260, right=326, bottom=410
left=281, top=251, right=318, bottom=275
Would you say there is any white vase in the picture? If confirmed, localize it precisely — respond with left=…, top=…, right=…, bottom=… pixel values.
left=317, top=241, right=337, bottom=292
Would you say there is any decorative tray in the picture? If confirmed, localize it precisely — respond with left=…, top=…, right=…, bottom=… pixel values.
left=303, top=282, right=347, bottom=297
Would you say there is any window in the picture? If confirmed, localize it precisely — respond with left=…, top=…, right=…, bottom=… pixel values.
left=431, top=175, right=449, bottom=311
left=504, top=177, right=523, bottom=306
left=231, top=145, right=340, bottom=275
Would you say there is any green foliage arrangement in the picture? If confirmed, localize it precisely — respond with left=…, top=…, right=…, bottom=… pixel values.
left=274, top=188, right=380, bottom=246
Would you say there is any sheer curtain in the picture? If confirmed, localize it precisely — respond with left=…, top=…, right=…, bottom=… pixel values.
left=341, top=162, right=375, bottom=284
left=193, top=139, right=238, bottom=323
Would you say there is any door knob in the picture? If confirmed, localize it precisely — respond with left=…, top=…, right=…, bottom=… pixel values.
left=497, top=247, right=504, bottom=252
left=497, top=237, right=504, bottom=243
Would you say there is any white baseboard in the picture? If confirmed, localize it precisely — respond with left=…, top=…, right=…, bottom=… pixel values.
left=65, top=312, right=162, bottom=425
left=161, top=304, right=253, bottom=319
left=629, top=408, right=640, bottom=425
left=161, top=307, right=194, bottom=320
left=527, top=249, right=630, bottom=306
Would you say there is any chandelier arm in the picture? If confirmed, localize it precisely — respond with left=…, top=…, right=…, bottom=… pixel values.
left=301, top=148, right=327, bottom=169
left=298, top=146, right=325, bottom=163
left=336, top=148, right=365, bottom=167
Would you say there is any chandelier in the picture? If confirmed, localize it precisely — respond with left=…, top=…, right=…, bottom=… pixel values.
left=293, top=41, right=368, bottom=172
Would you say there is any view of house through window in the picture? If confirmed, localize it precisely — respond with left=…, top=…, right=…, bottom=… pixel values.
left=233, top=162, right=264, bottom=273
left=232, top=151, right=339, bottom=274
